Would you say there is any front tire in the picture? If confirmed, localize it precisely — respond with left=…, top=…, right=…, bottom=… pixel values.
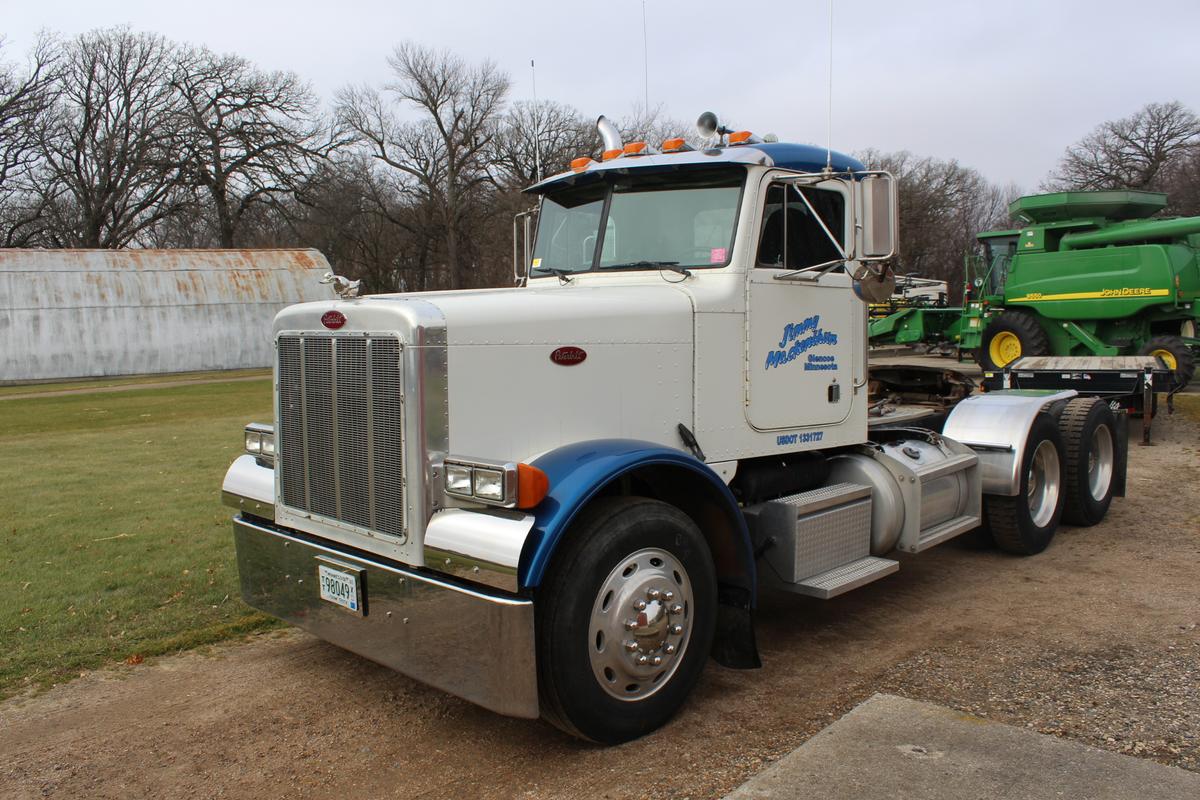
left=984, top=413, right=1065, bottom=555
left=1138, top=334, right=1196, bottom=389
left=978, top=310, right=1050, bottom=370
left=536, top=496, right=717, bottom=743
left=1058, top=397, right=1116, bottom=527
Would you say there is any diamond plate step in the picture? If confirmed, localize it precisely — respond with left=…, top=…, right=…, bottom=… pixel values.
left=792, top=556, right=899, bottom=599
left=913, top=514, right=981, bottom=553
left=767, top=482, right=872, bottom=516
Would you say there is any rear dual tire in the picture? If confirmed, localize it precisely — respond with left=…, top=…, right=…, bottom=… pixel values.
left=984, top=413, right=1064, bottom=555
left=1058, top=397, right=1117, bottom=527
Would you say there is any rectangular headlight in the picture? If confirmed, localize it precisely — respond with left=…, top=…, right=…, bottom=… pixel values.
left=445, top=463, right=473, bottom=496
left=244, top=423, right=274, bottom=462
left=472, top=468, right=505, bottom=501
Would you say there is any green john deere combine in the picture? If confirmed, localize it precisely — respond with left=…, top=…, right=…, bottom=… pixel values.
left=871, top=190, right=1200, bottom=387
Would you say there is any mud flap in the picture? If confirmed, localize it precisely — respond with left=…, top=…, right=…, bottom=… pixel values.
left=1112, top=410, right=1129, bottom=498
left=712, top=585, right=761, bottom=669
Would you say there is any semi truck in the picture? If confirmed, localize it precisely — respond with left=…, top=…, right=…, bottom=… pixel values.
left=222, top=114, right=1127, bottom=743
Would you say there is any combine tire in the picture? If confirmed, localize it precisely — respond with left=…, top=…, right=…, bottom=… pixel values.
left=983, top=413, right=1064, bottom=555
left=1057, top=398, right=1116, bottom=527
left=1138, top=335, right=1196, bottom=389
left=978, top=311, right=1050, bottom=371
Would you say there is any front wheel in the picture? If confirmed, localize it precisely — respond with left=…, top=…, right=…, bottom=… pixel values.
left=978, top=310, right=1050, bottom=370
left=536, top=496, right=717, bottom=743
left=984, top=413, right=1065, bottom=555
left=1138, top=334, right=1196, bottom=389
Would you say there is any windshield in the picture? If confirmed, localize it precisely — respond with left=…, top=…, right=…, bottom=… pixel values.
left=530, top=168, right=744, bottom=276
left=980, top=236, right=1017, bottom=294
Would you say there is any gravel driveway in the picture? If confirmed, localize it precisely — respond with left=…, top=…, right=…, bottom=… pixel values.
left=2, top=406, right=1197, bottom=800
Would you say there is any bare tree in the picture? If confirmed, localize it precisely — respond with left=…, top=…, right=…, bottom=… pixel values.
left=1045, top=101, right=1200, bottom=191
left=618, top=104, right=695, bottom=149
left=171, top=46, right=344, bottom=247
left=492, top=99, right=592, bottom=188
left=338, top=42, right=510, bottom=288
left=35, top=28, right=190, bottom=247
left=859, top=149, right=1011, bottom=297
left=293, top=154, right=445, bottom=292
left=1159, top=148, right=1200, bottom=216
left=0, top=34, right=59, bottom=246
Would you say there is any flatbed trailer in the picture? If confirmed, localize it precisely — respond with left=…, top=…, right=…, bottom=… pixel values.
left=981, top=355, right=1172, bottom=444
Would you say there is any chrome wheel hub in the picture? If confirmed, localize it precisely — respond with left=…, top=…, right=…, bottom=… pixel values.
left=1088, top=424, right=1114, bottom=501
left=1026, top=439, right=1061, bottom=528
left=589, top=547, right=691, bottom=701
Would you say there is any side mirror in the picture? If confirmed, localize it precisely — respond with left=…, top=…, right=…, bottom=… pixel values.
left=859, top=173, right=897, bottom=260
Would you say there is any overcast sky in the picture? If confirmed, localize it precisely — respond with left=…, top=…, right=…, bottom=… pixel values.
left=4, top=0, right=1199, bottom=190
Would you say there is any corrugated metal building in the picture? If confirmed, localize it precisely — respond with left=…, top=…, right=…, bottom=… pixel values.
left=0, top=249, right=332, bottom=382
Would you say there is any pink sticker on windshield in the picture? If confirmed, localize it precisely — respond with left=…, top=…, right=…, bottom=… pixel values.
left=710, top=247, right=727, bottom=263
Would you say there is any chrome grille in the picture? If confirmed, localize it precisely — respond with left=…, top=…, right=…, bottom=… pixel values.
left=277, top=333, right=405, bottom=538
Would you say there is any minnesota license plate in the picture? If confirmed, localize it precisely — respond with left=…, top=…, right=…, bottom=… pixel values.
left=318, top=563, right=361, bottom=614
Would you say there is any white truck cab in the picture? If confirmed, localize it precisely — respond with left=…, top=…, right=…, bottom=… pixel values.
left=222, top=115, right=1126, bottom=743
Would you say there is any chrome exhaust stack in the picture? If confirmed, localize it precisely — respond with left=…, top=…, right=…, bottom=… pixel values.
left=596, top=115, right=623, bottom=153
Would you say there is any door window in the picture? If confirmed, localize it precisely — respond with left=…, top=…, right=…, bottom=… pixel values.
left=756, top=184, right=845, bottom=270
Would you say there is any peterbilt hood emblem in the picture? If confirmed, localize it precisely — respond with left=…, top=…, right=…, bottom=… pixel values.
left=321, top=310, right=347, bottom=329
left=320, top=271, right=361, bottom=299
left=550, top=346, right=587, bottom=366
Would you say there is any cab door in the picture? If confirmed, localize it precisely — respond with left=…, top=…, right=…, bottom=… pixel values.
left=746, top=178, right=861, bottom=430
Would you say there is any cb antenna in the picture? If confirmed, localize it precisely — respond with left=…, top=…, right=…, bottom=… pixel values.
left=531, top=59, right=542, bottom=182
left=825, top=0, right=834, bottom=172
left=641, top=0, right=650, bottom=114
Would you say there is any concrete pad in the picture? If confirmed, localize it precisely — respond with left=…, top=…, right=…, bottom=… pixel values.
left=724, top=694, right=1200, bottom=800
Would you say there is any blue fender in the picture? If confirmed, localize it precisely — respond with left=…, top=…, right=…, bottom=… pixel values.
left=518, top=439, right=756, bottom=599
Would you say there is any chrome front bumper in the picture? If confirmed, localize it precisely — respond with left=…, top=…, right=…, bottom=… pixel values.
left=232, top=515, right=538, bottom=719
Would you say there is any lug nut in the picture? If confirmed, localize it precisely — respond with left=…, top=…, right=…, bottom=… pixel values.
left=669, top=603, right=684, bottom=615
left=634, top=599, right=647, bottom=611
left=663, top=591, right=674, bottom=601
left=647, top=588, right=661, bottom=600
left=664, top=643, right=677, bottom=655
left=636, top=654, right=649, bottom=665
left=624, top=640, right=639, bottom=652
left=652, top=656, right=663, bottom=666
left=669, top=624, right=683, bottom=635
left=624, top=618, right=637, bottom=630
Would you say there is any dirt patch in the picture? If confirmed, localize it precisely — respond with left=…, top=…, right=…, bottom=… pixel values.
left=2, top=412, right=1198, bottom=800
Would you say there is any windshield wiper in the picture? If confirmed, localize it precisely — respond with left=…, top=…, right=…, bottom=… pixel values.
left=531, top=266, right=574, bottom=284
left=598, top=260, right=692, bottom=278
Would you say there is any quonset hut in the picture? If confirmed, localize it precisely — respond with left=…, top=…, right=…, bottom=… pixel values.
left=0, top=249, right=332, bottom=382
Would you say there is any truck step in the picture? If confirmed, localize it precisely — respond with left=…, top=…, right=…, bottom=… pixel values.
left=767, top=482, right=872, bottom=516
left=743, top=483, right=874, bottom=586
left=912, top=514, right=981, bottom=552
left=792, top=556, right=899, bottom=599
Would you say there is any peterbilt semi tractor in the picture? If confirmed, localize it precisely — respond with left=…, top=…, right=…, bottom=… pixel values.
left=222, top=114, right=1126, bottom=743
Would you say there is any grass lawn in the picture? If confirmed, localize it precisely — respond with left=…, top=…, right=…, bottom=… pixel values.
left=0, top=377, right=280, bottom=698
left=0, top=368, right=270, bottom=398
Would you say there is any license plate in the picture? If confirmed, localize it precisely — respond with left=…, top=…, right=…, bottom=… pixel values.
left=318, top=563, right=361, bottom=613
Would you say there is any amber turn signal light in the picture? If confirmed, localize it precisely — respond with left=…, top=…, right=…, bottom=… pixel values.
left=516, top=463, right=550, bottom=509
